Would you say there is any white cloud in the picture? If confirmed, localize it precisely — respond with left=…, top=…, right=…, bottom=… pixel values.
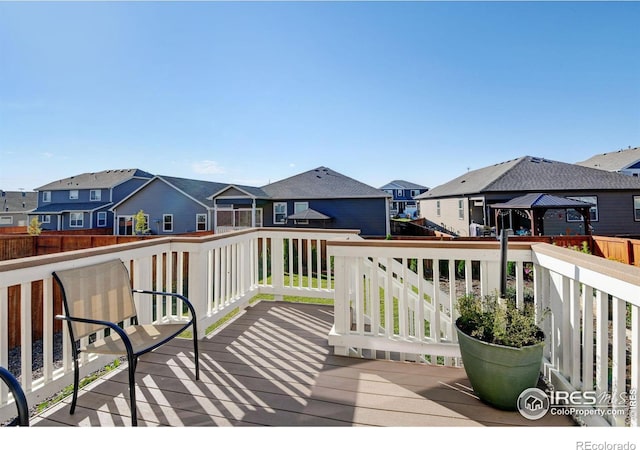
left=41, top=152, right=54, bottom=158
left=192, top=160, right=225, bottom=175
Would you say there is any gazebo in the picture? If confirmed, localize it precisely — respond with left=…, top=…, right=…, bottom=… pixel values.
left=490, top=193, right=594, bottom=236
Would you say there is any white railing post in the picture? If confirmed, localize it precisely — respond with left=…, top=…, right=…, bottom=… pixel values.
left=331, top=254, right=350, bottom=356
left=188, top=248, right=210, bottom=340
left=270, top=235, right=285, bottom=301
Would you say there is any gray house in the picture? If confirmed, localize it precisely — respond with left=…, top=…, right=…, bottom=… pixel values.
left=0, top=190, right=37, bottom=228
left=415, top=156, right=640, bottom=237
left=31, top=169, right=153, bottom=231
left=577, top=146, right=640, bottom=177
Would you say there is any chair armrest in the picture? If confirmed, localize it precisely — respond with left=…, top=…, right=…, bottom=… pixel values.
left=55, top=315, right=135, bottom=356
left=132, top=290, right=198, bottom=320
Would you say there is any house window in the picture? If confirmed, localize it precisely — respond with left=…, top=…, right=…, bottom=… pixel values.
left=274, top=202, right=287, bottom=224
left=196, top=214, right=207, bottom=231
left=634, top=196, right=640, bottom=221
left=70, top=212, right=83, bottom=227
left=396, top=189, right=403, bottom=197
left=410, top=190, right=420, bottom=198
left=0, top=216, right=12, bottom=225
left=40, top=215, right=51, bottom=223
left=567, top=196, right=598, bottom=222
left=90, top=190, right=101, bottom=201
left=69, top=190, right=79, bottom=200
left=42, top=191, right=51, bottom=202
left=458, top=199, right=465, bottom=220
left=163, top=214, right=173, bottom=232
left=97, top=212, right=107, bottom=227
left=436, top=200, right=441, bottom=217
left=294, top=202, right=309, bottom=225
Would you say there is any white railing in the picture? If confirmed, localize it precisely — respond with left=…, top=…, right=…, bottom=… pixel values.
left=327, top=238, right=640, bottom=427
left=2, top=231, right=639, bottom=427
left=0, top=227, right=359, bottom=423
left=532, top=243, right=640, bottom=427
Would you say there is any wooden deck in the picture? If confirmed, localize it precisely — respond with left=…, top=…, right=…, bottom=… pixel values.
left=31, top=301, right=576, bottom=427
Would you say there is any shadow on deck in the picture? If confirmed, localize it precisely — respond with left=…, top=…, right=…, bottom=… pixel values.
left=31, top=301, right=576, bottom=427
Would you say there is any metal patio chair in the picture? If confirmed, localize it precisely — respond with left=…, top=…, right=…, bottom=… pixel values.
left=54, top=259, right=200, bottom=426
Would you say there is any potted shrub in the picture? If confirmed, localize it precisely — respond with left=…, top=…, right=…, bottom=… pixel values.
left=455, top=292, right=547, bottom=410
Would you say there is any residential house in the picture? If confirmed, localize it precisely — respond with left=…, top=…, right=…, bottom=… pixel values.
left=110, top=167, right=391, bottom=237
left=380, top=180, right=429, bottom=218
left=258, top=167, right=391, bottom=237
left=31, top=169, right=153, bottom=231
left=415, top=156, right=640, bottom=237
left=112, top=175, right=267, bottom=235
left=0, top=190, right=37, bottom=228
left=576, top=146, right=640, bottom=177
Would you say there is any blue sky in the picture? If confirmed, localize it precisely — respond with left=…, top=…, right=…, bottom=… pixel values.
left=1, top=1, right=639, bottom=192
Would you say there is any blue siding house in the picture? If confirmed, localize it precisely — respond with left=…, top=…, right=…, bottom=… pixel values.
left=113, top=167, right=391, bottom=237
left=258, top=167, right=391, bottom=237
left=380, top=180, right=429, bottom=218
left=31, top=169, right=153, bottom=231
left=112, top=175, right=268, bottom=235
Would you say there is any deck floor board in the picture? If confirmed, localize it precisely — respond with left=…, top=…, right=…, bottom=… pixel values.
left=31, top=301, right=576, bottom=427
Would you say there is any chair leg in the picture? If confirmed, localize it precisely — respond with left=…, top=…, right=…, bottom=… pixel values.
left=70, top=358, right=80, bottom=415
left=128, top=356, right=138, bottom=427
left=192, top=326, right=200, bottom=380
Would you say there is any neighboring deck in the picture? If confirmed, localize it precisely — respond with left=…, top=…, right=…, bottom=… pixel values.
left=31, top=301, right=576, bottom=427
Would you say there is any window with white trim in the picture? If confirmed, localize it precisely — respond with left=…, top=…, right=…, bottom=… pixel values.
left=274, top=202, right=287, bottom=224
left=90, top=190, right=101, bottom=201
left=566, top=196, right=598, bottom=222
left=196, top=213, right=207, bottom=231
left=410, top=189, right=420, bottom=197
left=0, top=216, right=12, bottom=225
left=42, top=191, right=51, bottom=202
left=458, top=199, right=465, bottom=220
left=436, top=200, right=441, bottom=217
left=97, top=211, right=107, bottom=227
left=294, top=202, right=309, bottom=224
left=69, top=190, right=79, bottom=200
left=634, top=196, right=640, bottom=222
left=70, top=212, right=83, bottom=227
left=163, top=214, right=173, bottom=232
left=40, top=215, right=51, bottom=223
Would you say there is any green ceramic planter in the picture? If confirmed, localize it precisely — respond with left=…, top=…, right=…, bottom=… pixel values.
left=455, top=320, right=545, bottom=410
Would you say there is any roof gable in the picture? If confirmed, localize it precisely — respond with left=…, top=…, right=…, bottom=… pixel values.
left=261, top=166, right=390, bottom=200
left=380, top=180, right=428, bottom=190
left=576, top=146, right=640, bottom=172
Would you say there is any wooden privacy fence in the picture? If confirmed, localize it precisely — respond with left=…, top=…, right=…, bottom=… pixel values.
left=592, top=235, right=640, bottom=266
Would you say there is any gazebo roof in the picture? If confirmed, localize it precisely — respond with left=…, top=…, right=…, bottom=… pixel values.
left=490, top=193, right=594, bottom=210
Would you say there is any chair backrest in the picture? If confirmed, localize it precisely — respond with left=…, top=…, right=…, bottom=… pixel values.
left=53, top=259, right=137, bottom=340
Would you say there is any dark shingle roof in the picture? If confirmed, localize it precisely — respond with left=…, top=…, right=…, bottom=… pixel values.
left=576, top=147, right=640, bottom=172
left=32, top=202, right=112, bottom=213
left=36, top=169, right=153, bottom=191
left=0, top=191, right=37, bottom=212
left=261, top=167, right=390, bottom=200
left=380, top=180, right=428, bottom=190
left=157, top=176, right=269, bottom=204
left=417, top=156, right=640, bottom=199
left=287, top=208, right=331, bottom=220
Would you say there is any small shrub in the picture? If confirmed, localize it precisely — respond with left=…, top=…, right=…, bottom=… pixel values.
left=456, top=292, right=546, bottom=348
